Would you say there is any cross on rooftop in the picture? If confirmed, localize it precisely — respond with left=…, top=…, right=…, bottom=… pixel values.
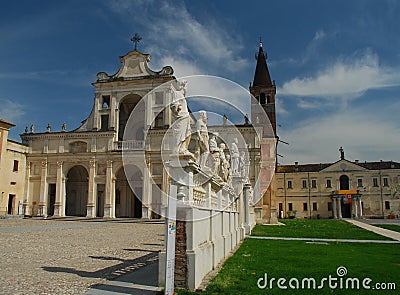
left=131, top=33, right=142, bottom=51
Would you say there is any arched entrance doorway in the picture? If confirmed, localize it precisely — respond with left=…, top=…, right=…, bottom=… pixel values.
left=118, top=94, right=142, bottom=141
left=115, top=165, right=143, bottom=218
left=66, top=165, right=88, bottom=216
left=339, top=174, right=351, bottom=218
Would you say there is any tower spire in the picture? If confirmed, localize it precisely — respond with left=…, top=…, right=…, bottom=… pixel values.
left=253, top=40, right=272, bottom=87
left=250, top=38, right=277, bottom=134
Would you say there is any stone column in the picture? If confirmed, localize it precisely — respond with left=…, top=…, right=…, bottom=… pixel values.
left=54, top=161, right=65, bottom=217
left=141, top=167, right=151, bottom=219
left=358, top=197, right=363, bottom=218
left=338, top=197, right=342, bottom=219
left=332, top=197, right=337, bottom=219
left=23, top=162, right=31, bottom=216
left=353, top=197, right=358, bottom=219
left=104, top=160, right=115, bottom=218
left=243, top=184, right=252, bottom=235
left=86, top=159, right=96, bottom=217
left=38, top=160, right=48, bottom=216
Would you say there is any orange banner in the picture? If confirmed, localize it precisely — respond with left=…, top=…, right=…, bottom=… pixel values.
left=339, top=189, right=357, bottom=195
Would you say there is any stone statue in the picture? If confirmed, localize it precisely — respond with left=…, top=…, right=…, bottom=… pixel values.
left=170, top=82, right=192, bottom=155
left=209, top=133, right=220, bottom=176
left=30, top=124, right=34, bottom=133
left=196, top=110, right=209, bottom=167
left=62, top=122, right=66, bottom=132
left=231, top=138, right=239, bottom=175
left=240, top=151, right=248, bottom=180
left=46, top=123, right=51, bottom=133
left=225, top=153, right=231, bottom=183
left=219, top=143, right=227, bottom=180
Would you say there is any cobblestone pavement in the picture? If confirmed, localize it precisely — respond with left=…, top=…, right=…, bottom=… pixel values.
left=0, top=218, right=164, bottom=295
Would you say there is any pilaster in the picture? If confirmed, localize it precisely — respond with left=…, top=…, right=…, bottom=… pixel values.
left=54, top=161, right=65, bottom=217
left=23, top=162, right=31, bottom=216
left=38, top=160, right=48, bottom=216
left=86, top=159, right=96, bottom=217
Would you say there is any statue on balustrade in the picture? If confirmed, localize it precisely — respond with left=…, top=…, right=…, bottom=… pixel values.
left=231, top=138, right=240, bottom=175
left=196, top=110, right=209, bottom=168
left=170, top=81, right=192, bottom=155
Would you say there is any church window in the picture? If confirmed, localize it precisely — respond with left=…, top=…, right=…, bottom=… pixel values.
left=154, top=111, right=164, bottom=128
left=260, top=93, right=266, bottom=104
left=267, top=95, right=271, bottom=104
left=13, top=160, right=19, bottom=172
left=385, top=201, right=390, bottom=210
left=383, top=177, right=389, bottom=187
left=357, top=178, right=363, bottom=187
left=287, top=180, right=292, bottom=189
left=311, top=179, right=317, bottom=188
left=326, top=179, right=332, bottom=188
left=302, top=180, right=307, bottom=189
left=373, top=178, right=379, bottom=187
left=100, top=115, right=109, bottom=131
left=312, top=202, right=318, bottom=211
left=303, top=202, right=308, bottom=211
left=155, top=92, right=164, bottom=105
left=102, top=95, right=110, bottom=109
left=288, top=203, right=293, bottom=211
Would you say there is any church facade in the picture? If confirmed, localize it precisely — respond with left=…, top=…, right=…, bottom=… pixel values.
left=16, top=44, right=277, bottom=223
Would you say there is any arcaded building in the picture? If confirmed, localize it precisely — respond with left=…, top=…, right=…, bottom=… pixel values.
left=18, top=43, right=278, bottom=223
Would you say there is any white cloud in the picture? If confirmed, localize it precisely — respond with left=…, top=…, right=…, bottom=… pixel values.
left=0, top=98, right=26, bottom=123
left=106, top=0, right=249, bottom=74
left=280, top=51, right=400, bottom=100
left=159, top=56, right=202, bottom=77
left=313, top=29, right=326, bottom=41
left=278, top=107, right=400, bottom=164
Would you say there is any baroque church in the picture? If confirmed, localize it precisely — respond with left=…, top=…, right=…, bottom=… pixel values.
left=6, top=41, right=278, bottom=223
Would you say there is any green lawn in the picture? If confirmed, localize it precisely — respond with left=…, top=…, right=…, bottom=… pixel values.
left=374, top=224, right=400, bottom=233
left=178, top=239, right=400, bottom=294
left=251, top=219, right=391, bottom=240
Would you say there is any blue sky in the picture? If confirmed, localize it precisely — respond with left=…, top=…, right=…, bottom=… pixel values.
left=1, top=0, right=400, bottom=165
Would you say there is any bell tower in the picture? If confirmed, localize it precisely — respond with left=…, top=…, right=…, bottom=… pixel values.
left=250, top=39, right=277, bottom=135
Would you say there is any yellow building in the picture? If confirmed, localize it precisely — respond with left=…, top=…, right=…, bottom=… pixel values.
left=276, top=148, right=400, bottom=219
left=0, top=119, right=28, bottom=215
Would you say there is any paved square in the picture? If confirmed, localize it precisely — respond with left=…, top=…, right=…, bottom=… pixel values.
left=0, top=218, right=164, bottom=294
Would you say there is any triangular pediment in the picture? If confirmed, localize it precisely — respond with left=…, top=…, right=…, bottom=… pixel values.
left=321, top=159, right=368, bottom=172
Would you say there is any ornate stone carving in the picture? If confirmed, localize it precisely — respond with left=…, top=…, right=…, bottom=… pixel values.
left=209, top=133, right=220, bottom=176
left=196, top=110, right=209, bottom=168
left=231, top=138, right=239, bottom=175
left=240, top=151, right=249, bottom=180
left=170, top=81, right=192, bottom=155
